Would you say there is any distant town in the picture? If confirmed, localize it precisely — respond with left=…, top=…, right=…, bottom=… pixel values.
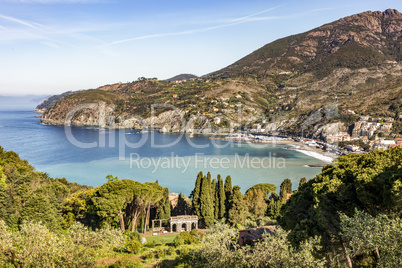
left=215, top=112, right=402, bottom=158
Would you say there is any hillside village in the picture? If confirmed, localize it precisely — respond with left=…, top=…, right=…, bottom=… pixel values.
left=216, top=112, right=402, bottom=158
left=326, top=114, right=402, bottom=151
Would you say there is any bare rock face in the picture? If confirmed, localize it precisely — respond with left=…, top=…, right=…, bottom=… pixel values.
left=144, top=110, right=185, bottom=132
left=301, top=9, right=402, bottom=58
left=313, top=122, right=346, bottom=139
left=217, top=9, right=402, bottom=76
left=41, top=102, right=116, bottom=127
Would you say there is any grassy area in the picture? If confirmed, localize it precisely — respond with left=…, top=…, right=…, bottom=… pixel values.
left=145, top=233, right=178, bottom=244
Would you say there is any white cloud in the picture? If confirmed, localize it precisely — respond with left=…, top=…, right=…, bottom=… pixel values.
left=100, top=6, right=283, bottom=47
left=0, top=13, right=107, bottom=47
left=0, top=14, right=45, bottom=31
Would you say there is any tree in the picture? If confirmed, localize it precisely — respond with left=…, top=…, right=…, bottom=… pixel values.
left=191, top=172, right=203, bottom=217
left=244, top=188, right=268, bottom=220
left=0, top=147, right=92, bottom=231
left=340, top=210, right=402, bottom=267
left=279, top=179, right=292, bottom=203
left=299, top=177, right=307, bottom=188
left=172, top=193, right=190, bottom=216
left=92, top=179, right=142, bottom=232
left=20, top=194, right=60, bottom=232
left=279, top=147, right=402, bottom=267
left=62, top=189, right=96, bottom=228
left=218, top=175, right=226, bottom=219
left=156, top=187, right=171, bottom=221
left=227, top=185, right=246, bottom=226
left=211, top=178, right=217, bottom=220
left=141, top=182, right=163, bottom=233
left=267, top=199, right=283, bottom=219
left=267, top=192, right=282, bottom=219
left=246, top=183, right=277, bottom=197
left=106, top=174, right=118, bottom=182
left=200, top=175, right=214, bottom=227
left=224, top=175, right=233, bottom=218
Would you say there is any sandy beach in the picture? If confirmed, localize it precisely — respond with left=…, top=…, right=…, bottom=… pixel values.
left=210, top=137, right=338, bottom=163
left=280, top=140, right=337, bottom=163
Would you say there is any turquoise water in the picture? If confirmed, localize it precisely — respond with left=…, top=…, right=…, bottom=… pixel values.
left=0, top=111, right=327, bottom=195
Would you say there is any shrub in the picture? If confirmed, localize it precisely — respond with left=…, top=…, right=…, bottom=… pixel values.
left=190, top=229, right=204, bottom=242
left=124, top=230, right=142, bottom=254
left=124, top=230, right=141, bottom=242
left=184, top=222, right=325, bottom=268
left=173, top=230, right=203, bottom=247
left=125, top=239, right=143, bottom=254
left=155, top=247, right=166, bottom=259
left=166, top=246, right=176, bottom=256
left=173, top=234, right=185, bottom=247
left=144, top=240, right=156, bottom=248
left=0, top=220, right=103, bottom=267
left=143, top=250, right=154, bottom=260
left=112, top=256, right=144, bottom=268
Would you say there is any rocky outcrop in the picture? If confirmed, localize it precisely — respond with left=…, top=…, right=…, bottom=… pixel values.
left=313, top=122, right=347, bottom=139
left=41, top=102, right=116, bottom=128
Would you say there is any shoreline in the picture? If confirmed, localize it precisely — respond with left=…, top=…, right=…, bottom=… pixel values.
left=284, top=141, right=337, bottom=163
left=294, top=149, right=334, bottom=163
left=37, top=117, right=338, bottom=164
left=210, top=136, right=338, bottom=163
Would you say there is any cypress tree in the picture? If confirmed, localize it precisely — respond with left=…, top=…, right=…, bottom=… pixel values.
left=267, top=199, right=283, bottom=219
left=224, top=175, right=233, bottom=217
left=227, top=185, right=246, bottom=226
left=176, top=193, right=188, bottom=215
left=200, top=175, right=214, bottom=227
left=279, top=178, right=292, bottom=203
left=191, top=172, right=203, bottom=217
left=218, top=175, right=226, bottom=219
left=211, top=178, right=219, bottom=220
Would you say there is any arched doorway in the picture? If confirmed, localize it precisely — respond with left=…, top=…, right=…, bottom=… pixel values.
left=181, top=223, right=187, bottom=232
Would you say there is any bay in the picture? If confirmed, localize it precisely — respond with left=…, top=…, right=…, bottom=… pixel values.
left=0, top=110, right=327, bottom=195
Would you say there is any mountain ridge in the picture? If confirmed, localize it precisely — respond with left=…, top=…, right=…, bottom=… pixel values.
left=212, top=8, right=402, bottom=79
left=37, top=9, right=402, bottom=137
left=166, top=74, right=198, bottom=82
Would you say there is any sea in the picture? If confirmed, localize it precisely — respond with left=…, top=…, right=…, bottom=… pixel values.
left=0, top=110, right=329, bottom=195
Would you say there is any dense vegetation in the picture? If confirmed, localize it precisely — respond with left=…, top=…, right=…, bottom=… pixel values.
left=279, top=146, right=402, bottom=266
left=0, top=146, right=91, bottom=231
left=1, top=146, right=401, bottom=267
left=190, top=172, right=282, bottom=228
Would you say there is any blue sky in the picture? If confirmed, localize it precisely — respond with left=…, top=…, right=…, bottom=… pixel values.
left=1, top=0, right=401, bottom=96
